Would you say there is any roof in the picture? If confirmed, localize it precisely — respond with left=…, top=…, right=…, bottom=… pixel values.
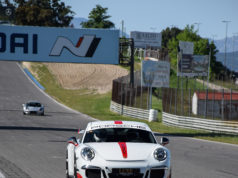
left=86, top=121, right=151, bottom=131
left=194, top=92, right=238, bottom=101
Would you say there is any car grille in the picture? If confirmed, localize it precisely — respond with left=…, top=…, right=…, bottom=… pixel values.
left=30, top=111, right=37, bottom=114
left=84, top=167, right=165, bottom=178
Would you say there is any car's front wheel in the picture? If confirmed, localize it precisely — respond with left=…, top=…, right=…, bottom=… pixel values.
left=66, top=150, right=76, bottom=178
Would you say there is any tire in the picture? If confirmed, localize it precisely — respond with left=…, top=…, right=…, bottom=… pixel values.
left=66, top=150, right=77, bottom=178
left=23, top=112, right=26, bottom=115
left=66, top=150, right=69, bottom=178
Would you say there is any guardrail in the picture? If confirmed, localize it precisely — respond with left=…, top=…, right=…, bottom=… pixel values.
left=162, top=112, right=238, bottom=135
left=110, top=101, right=158, bottom=121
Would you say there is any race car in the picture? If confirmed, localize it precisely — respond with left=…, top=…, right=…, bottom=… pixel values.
left=22, top=101, right=44, bottom=115
left=66, top=120, right=171, bottom=178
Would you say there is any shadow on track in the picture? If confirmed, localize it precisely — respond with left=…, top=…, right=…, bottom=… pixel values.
left=0, top=126, right=78, bottom=132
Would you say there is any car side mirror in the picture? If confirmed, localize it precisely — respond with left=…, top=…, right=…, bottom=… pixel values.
left=68, top=137, right=78, bottom=146
left=160, top=137, right=169, bottom=146
left=78, top=130, right=85, bottom=134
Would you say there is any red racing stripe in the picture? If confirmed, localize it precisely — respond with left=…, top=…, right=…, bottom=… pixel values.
left=76, top=173, right=83, bottom=178
left=118, top=142, right=127, bottom=158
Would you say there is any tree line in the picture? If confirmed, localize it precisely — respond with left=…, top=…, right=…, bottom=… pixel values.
left=0, top=0, right=228, bottom=81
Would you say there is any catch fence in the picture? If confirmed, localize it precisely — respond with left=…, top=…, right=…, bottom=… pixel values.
left=163, top=88, right=238, bottom=121
left=112, top=75, right=238, bottom=121
left=111, top=72, right=163, bottom=110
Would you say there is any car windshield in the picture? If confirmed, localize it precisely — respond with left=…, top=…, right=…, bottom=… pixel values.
left=27, top=102, right=41, bottom=107
left=83, top=128, right=156, bottom=143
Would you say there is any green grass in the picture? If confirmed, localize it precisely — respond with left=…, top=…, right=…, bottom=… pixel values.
left=29, top=63, right=238, bottom=145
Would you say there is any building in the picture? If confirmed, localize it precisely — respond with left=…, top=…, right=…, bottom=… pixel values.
left=192, top=91, right=238, bottom=120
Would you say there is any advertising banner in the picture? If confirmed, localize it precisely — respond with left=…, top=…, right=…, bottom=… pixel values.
left=0, top=25, right=119, bottom=64
left=177, top=53, right=209, bottom=77
left=142, top=60, right=170, bottom=87
left=131, top=31, right=162, bottom=48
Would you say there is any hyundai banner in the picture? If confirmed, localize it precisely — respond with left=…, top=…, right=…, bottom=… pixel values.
left=0, top=25, right=119, bottom=64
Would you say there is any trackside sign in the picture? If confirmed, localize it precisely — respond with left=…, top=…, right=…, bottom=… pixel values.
left=0, top=25, right=119, bottom=64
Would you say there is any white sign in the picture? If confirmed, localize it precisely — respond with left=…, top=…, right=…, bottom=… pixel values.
left=131, top=31, right=162, bottom=48
left=142, top=60, right=170, bottom=87
left=177, top=53, right=209, bottom=77
left=179, top=41, right=194, bottom=54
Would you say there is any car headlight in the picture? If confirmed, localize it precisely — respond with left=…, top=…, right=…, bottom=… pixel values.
left=154, top=148, right=167, bottom=161
left=81, top=147, right=95, bottom=161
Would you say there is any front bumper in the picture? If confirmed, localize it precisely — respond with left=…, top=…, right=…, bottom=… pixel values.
left=24, top=110, right=44, bottom=115
left=76, top=161, right=171, bottom=178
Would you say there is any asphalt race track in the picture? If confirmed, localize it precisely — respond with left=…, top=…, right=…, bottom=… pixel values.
left=0, top=61, right=237, bottom=178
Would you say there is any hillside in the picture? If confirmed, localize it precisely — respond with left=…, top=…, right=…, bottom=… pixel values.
left=23, top=62, right=128, bottom=94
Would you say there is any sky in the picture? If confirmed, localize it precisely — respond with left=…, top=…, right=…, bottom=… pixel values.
left=63, top=0, right=238, bottom=40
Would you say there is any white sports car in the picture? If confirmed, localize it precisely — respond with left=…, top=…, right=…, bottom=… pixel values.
left=22, top=101, right=44, bottom=115
left=66, top=121, right=171, bottom=178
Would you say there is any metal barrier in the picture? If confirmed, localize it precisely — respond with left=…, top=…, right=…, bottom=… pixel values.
left=110, top=101, right=151, bottom=120
left=162, top=112, right=238, bottom=135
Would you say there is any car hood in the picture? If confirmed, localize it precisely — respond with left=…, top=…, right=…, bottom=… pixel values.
left=84, top=142, right=159, bottom=161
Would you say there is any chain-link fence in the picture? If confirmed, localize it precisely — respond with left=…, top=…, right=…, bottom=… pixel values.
left=112, top=77, right=150, bottom=110
left=111, top=72, right=164, bottom=110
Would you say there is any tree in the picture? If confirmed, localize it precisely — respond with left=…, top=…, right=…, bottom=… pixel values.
left=5, top=0, right=74, bottom=27
left=167, top=25, right=222, bottom=80
left=81, top=4, right=114, bottom=29
left=0, top=0, right=16, bottom=23
left=161, top=27, right=182, bottom=49
left=168, top=25, right=205, bottom=66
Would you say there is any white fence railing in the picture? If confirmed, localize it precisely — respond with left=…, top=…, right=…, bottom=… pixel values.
left=110, top=101, right=157, bottom=121
left=163, top=112, right=238, bottom=135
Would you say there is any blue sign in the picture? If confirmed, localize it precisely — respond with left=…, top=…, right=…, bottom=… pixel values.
left=0, top=25, right=119, bottom=64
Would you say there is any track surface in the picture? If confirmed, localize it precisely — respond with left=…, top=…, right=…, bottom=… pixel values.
left=0, top=61, right=237, bottom=178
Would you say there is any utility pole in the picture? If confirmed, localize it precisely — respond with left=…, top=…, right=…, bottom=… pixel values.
left=232, top=33, right=238, bottom=84
left=222, top=20, right=231, bottom=80
left=121, top=20, right=124, bottom=37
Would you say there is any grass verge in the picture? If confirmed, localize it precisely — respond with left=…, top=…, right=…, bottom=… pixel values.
left=28, top=63, right=238, bottom=145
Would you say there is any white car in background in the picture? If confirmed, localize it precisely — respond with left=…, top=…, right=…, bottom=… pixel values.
left=66, top=120, right=171, bottom=178
left=22, top=101, right=44, bottom=115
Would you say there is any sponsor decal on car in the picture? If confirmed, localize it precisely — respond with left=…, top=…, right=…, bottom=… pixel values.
left=90, top=124, right=147, bottom=130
